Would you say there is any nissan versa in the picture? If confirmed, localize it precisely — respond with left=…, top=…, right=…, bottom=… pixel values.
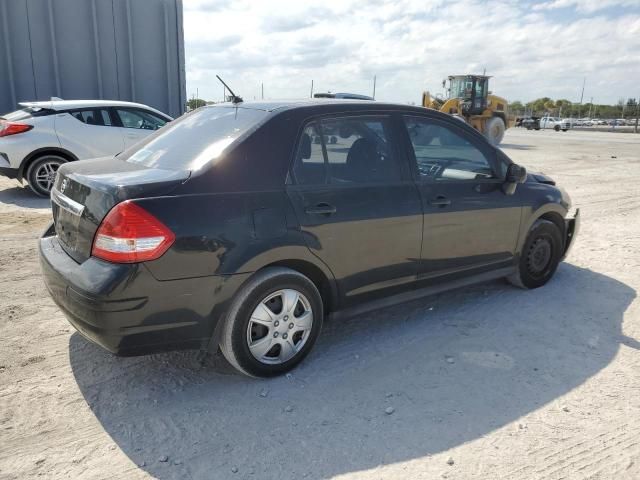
left=39, top=100, right=579, bottom=377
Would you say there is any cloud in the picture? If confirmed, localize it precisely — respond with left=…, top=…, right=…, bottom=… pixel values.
left=183, top=0, right=640, bottom=104
left=533, top=0, right=639, bottom=14
left=262, top=15, right=315, bottom=33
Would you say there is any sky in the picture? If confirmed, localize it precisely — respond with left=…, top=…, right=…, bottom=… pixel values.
left=183, top=0, right=640, bottom=105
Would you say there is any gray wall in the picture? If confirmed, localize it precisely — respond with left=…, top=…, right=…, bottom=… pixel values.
left=0, top=0, right=186, bottom=118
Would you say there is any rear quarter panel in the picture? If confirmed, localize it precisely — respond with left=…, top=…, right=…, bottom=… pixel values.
left=138, top=191, right=334, bottom=283
left=0, top=116, right=60, bottom=168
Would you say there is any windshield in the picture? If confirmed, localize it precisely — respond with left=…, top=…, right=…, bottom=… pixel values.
left=119, top=106, right=269, bottom=171
left=449, top=78, right=473, bottom=99
left=475, top=78, right=487, bottom=98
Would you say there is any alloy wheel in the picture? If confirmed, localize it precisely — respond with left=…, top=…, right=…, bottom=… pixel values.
left=34, top=160, right=63, bottom=194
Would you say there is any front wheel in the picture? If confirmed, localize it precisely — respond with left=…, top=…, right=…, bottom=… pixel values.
left=484, top=117, right=506, bottom=145
left=26, top=155, right=67, bottom=197
left=554, top=125, right=560, bottom=131
left=220, top=267, right=323, bottom=377
left=508, top=219, right=563, bottom=289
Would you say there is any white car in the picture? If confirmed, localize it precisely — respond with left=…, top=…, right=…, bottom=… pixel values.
left=539, top=116, right=570, bottom=132
left=0, top=99, right=172, bottom=196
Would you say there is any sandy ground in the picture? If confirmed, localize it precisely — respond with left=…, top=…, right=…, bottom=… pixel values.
left=1, top=129, right=639, bottom=480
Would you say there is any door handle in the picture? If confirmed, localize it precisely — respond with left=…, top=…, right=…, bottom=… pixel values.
left=305, top=203, right=336, bottom=215
left=430, top=196, right=451, bottom=207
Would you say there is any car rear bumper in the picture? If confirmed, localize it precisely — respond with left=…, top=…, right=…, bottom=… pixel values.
left=0, top=153, right=19, bottom=179
left=39, top=226, right=248, bottom=356
left=562, top=208, right=580, bottom=259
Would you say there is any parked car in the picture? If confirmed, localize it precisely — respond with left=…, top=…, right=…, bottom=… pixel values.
left=39, top=100, right=579, bottom=377
left=539, top=116, right=570, bottom=131
left=521, top=116, right=540, bottom=130
left=0, top=99, right=172, bottom=196
left=313, top=92, right=374, bottom=100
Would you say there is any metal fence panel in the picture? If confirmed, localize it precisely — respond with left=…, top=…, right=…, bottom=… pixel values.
left=0, top=0, right=185, bottom=117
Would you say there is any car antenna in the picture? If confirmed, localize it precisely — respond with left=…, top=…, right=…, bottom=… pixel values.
left=216, top=75, right=243, bottom=104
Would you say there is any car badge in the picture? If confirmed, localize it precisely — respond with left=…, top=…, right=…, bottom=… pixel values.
left=60, top=178, right=68, bottom=194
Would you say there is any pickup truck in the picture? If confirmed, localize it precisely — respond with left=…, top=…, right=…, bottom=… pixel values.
left=539, top=117, right=570, bottom=131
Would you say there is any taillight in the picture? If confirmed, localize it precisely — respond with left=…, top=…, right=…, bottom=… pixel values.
left=0, top=120, right=33, bottom=137
left=91, top=201, right=175, bottom=263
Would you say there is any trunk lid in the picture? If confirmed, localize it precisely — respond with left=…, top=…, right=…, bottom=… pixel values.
left=51, top=157, right=189, bottom=263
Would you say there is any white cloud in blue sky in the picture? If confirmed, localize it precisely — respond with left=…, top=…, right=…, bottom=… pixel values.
left=183, top=0, right=640, bottom=104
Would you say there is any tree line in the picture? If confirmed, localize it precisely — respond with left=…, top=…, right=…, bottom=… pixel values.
left=509, top=98, right=639, bottom=119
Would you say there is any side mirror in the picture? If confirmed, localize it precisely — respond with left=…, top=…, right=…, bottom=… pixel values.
left=503, top=163, right=527, bottom=195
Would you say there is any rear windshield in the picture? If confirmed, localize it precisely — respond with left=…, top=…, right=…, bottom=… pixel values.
left=119, top=106, right=269, bottom=170
left=1, top=107, right=53, bottom=121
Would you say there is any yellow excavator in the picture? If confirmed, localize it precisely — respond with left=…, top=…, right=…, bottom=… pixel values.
left=422, top=74, right=512, bottom=145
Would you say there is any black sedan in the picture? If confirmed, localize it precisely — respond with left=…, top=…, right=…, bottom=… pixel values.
left=40, top=100, right=579, bottom=377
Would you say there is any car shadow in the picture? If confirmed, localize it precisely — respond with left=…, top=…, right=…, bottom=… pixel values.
left=69, top=264, right=635, bottom=479
left=0, top=184, right=50, bottom=210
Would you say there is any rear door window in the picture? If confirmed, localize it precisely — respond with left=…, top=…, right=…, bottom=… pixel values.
left=292, top=116, right=402, bottom=185
left=70, top=109, right=113, bottom=126
left=322, top=117, right=400, bottom=184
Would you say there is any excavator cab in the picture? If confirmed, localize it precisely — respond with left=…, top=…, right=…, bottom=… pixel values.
left=448, top=75, right=489, bottom=115
left=421, top=73, right=509, bottom=145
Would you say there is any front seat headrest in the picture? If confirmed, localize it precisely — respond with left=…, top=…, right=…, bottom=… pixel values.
left=346, top=138, right=377, bottom=181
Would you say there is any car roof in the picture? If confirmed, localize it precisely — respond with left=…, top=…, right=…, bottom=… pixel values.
left=201, top=99, right=491, bottom=145
left=18, top=99, right=172, bottom=118
left=204, top=99, right=435, bottom=115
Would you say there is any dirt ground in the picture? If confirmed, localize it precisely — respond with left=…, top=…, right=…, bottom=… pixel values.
left=1, top=128, right=639, bottom=480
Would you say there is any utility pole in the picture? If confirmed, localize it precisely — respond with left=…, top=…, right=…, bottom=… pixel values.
left=310, top=80, right=314, bottom=98
left=635, top=96, right=639, bottom=133
left=577, top=77, right=585, bottom=118
left=588, top=97, right=593, bottom=118
left=261, top=83, right=264, bottom=100
left=196, top=88, right=199, bottom=108
left=372, top=75, right=377, bottom=100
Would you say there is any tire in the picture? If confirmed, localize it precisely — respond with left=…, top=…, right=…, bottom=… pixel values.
left=220, top=267, right=324, bottom=377
left=508, top=219, right=563, bottom=289
left=554, top=125, right=560, bottom=132
left=484, top=117, right=505, bottom=145
left=26, top=154, right=67, bottom=197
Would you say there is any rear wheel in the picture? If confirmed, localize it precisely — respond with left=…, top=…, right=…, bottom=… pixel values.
left=484, top=117, right=505, bottom=145
left=508, top=219, right=563, bottom=289
left=26, top=154, right=67, bottom=197
left=220, top=267, right=323, bottom=377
